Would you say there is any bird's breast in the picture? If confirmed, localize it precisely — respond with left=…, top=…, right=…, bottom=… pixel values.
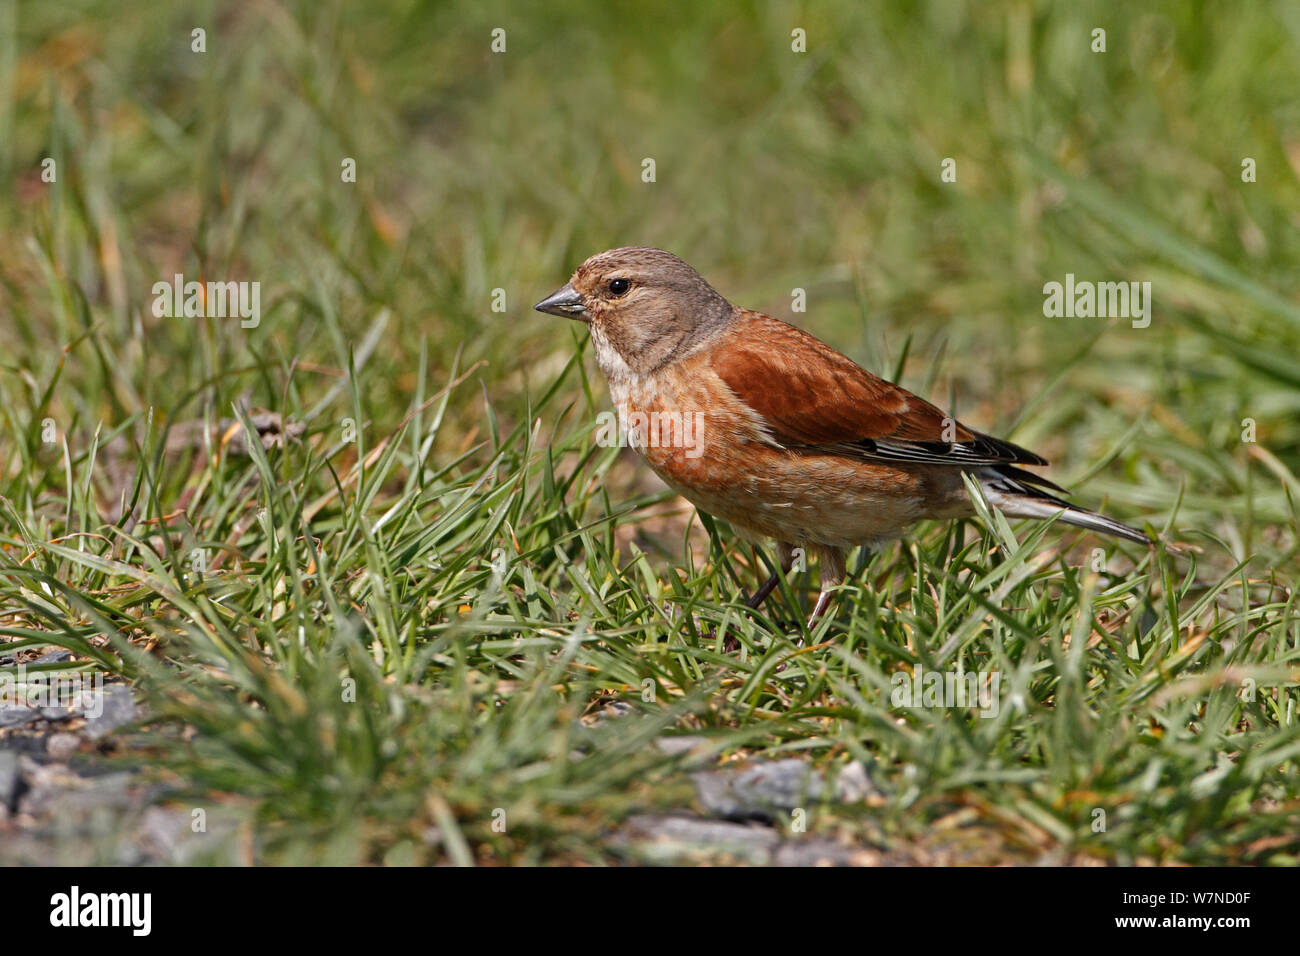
left=608, top=361, right=771, bottom=493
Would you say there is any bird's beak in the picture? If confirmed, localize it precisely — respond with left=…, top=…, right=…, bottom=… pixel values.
left=534, top=282, right=588, bottom=321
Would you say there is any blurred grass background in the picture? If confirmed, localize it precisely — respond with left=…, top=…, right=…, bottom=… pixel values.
left=4, top=0, right=1299, bottom=544
left=1, top=0, right=1298, bottom=864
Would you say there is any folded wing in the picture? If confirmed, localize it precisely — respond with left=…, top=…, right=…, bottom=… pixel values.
left=712, top=311, right=1061, bottom=486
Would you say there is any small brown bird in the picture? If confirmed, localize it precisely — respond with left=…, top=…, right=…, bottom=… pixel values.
left=536, top=247, right=1150, bottom=631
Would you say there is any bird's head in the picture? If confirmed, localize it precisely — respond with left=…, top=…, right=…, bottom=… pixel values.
left=534, top=246, right=733, bottom=376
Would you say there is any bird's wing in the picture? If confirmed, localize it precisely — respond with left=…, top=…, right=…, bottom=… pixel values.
left=710, top=311, right=1054, bottom=474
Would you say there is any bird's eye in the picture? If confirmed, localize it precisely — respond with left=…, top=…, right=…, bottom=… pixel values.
left=608, top=278, right=631, bottom=297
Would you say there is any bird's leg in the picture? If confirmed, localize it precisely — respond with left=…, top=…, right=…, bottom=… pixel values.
left=803, top=546, right=847, bottom=635
left=714, top=542, right=796, bottom=652
left=744, top=541, right=796, bottom=610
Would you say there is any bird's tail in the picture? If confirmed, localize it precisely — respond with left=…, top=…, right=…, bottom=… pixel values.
left=977, top=465, right=1151, bottom=545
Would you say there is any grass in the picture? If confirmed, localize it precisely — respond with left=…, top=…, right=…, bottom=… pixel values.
left=1, top=0, right=1298, bottom=864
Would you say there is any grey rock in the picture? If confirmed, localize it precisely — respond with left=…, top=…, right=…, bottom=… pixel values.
left=653, top=735, right=710, bottom=756
left=0, top=706, right=39, bottom=728
left=19, top=770, right=134, bottom=817
left=0, top=750, right=19, bottom=811
left=45, top=733, right=82, bottom=761
left=613, top=812, right=884, bottom=866
left=32, top=650, right=72, bottom=665
left=84, top=685, right=139, bottom=740
left=693, top=758, right=877, bottom=820
left=772, top=838, right=879, bottom=867
left=616, top=813, right=780, bottom=864
left=137, top=806, right=189, bottom=862
left=835, top=760, right=877, bottom=803
left=135, top=806, right=241, bottom=864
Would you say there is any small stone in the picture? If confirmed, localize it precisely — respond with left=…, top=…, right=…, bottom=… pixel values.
left=692, top=758, right=877, bottom=820
left=19, top=770, right=134, bottom=817
left=136, top=807, right=188, bottom=861
left=84, top=685, right=139, bottom=740
left=0, top=706, right=39, bottom=728
left=835, top=761, right=878, bottom=802
left=693, top=758, right=822, bottom=819
left=615, top=813, right=779, bottom=864
left=32, top=650, right=72, bottom=665
left=654, top=735, right=709, bottom=756
left=46, top=732, right=82, bottom=761
left=773, top=838, right=879, bottom=867
left=0, top=750, right=19, bottom=811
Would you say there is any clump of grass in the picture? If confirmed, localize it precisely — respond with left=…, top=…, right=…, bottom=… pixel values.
left=5, top=347, right=1298, bottom=863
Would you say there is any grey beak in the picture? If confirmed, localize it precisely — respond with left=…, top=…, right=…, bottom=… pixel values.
left=534, top=282, right=588, bottom=321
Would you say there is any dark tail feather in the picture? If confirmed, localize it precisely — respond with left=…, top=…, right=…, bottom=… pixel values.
left=979, top=467, right=1151, bottom=545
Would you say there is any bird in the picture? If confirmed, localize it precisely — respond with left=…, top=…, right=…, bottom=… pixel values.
left=535, top=246, right=1153, bottom=633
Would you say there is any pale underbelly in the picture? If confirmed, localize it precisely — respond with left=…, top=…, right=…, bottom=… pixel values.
left=643, top=447, right=971, bottom=549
